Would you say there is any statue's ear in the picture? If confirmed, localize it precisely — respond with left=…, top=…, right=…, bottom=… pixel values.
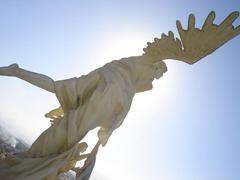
left=135, top=76, right=140, bottom=84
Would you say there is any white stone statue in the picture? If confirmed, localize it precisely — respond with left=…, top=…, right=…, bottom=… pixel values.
left=0, top=11, right=239, bottom=180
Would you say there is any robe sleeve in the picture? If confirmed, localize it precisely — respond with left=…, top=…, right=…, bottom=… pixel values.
left=54, top=77, right=79, bottom=112
left=53, top=70, right=101, bottom=148
left=54, top=69, right=100, bottom=112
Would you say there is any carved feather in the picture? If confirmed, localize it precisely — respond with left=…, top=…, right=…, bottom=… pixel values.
left=143, top=11, right=240, bottom=64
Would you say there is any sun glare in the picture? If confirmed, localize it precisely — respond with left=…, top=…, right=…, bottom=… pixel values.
left=97, top=31, right=151, bottom=62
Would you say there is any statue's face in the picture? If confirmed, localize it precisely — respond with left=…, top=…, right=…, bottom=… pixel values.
left=135, top=63, right=155, bottom=92
left=135, top=61, right=167, bottom=93
left=153, top=61, right=167, bottom=79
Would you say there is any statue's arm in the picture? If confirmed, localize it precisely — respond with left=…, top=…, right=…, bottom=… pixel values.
left=0, top=63, right=55, bottom=93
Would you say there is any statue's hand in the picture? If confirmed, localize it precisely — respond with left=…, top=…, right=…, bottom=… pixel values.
left=0, top=63, right=19, bottom=76
left=98, top=128, right=111, bottom=146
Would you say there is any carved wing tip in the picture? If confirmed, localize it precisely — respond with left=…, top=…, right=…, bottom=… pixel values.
left=232, top=11, right=239, bottom=16
left=143, top=11, right=240, bottom=63
left=209, top=11, right=216, bottom=16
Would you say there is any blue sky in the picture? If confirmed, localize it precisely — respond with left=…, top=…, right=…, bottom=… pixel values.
left=0, top=1, right=239, bottom=180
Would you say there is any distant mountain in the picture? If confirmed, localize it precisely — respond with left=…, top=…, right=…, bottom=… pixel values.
left=0, top=125, right=107, bottom=180
left=0, top=125, right=29, bottom=154
left=0, top=124, right=75, bottom=179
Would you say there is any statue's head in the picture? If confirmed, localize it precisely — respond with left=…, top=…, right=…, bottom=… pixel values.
left=153, top=61, right=168, bottom=79
left=133, top=57, right=167, bottom=93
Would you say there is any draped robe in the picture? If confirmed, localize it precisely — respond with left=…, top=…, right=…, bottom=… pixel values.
left=0, top=57, right=148, bottom=180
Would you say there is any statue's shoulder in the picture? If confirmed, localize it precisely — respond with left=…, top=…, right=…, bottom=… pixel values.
left=103, top=56, right=141, bottom=70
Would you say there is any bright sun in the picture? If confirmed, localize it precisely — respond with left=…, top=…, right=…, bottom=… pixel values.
left=98, top=31, right=151, bottom=61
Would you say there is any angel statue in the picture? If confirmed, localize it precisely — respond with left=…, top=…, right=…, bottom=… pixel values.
left=0, top=11, right=239, bottom=180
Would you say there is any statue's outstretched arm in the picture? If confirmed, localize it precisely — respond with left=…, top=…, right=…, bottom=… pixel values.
left=0, top=63, right=55, bottom=93
left=141, top=11, right=240, bottom=65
